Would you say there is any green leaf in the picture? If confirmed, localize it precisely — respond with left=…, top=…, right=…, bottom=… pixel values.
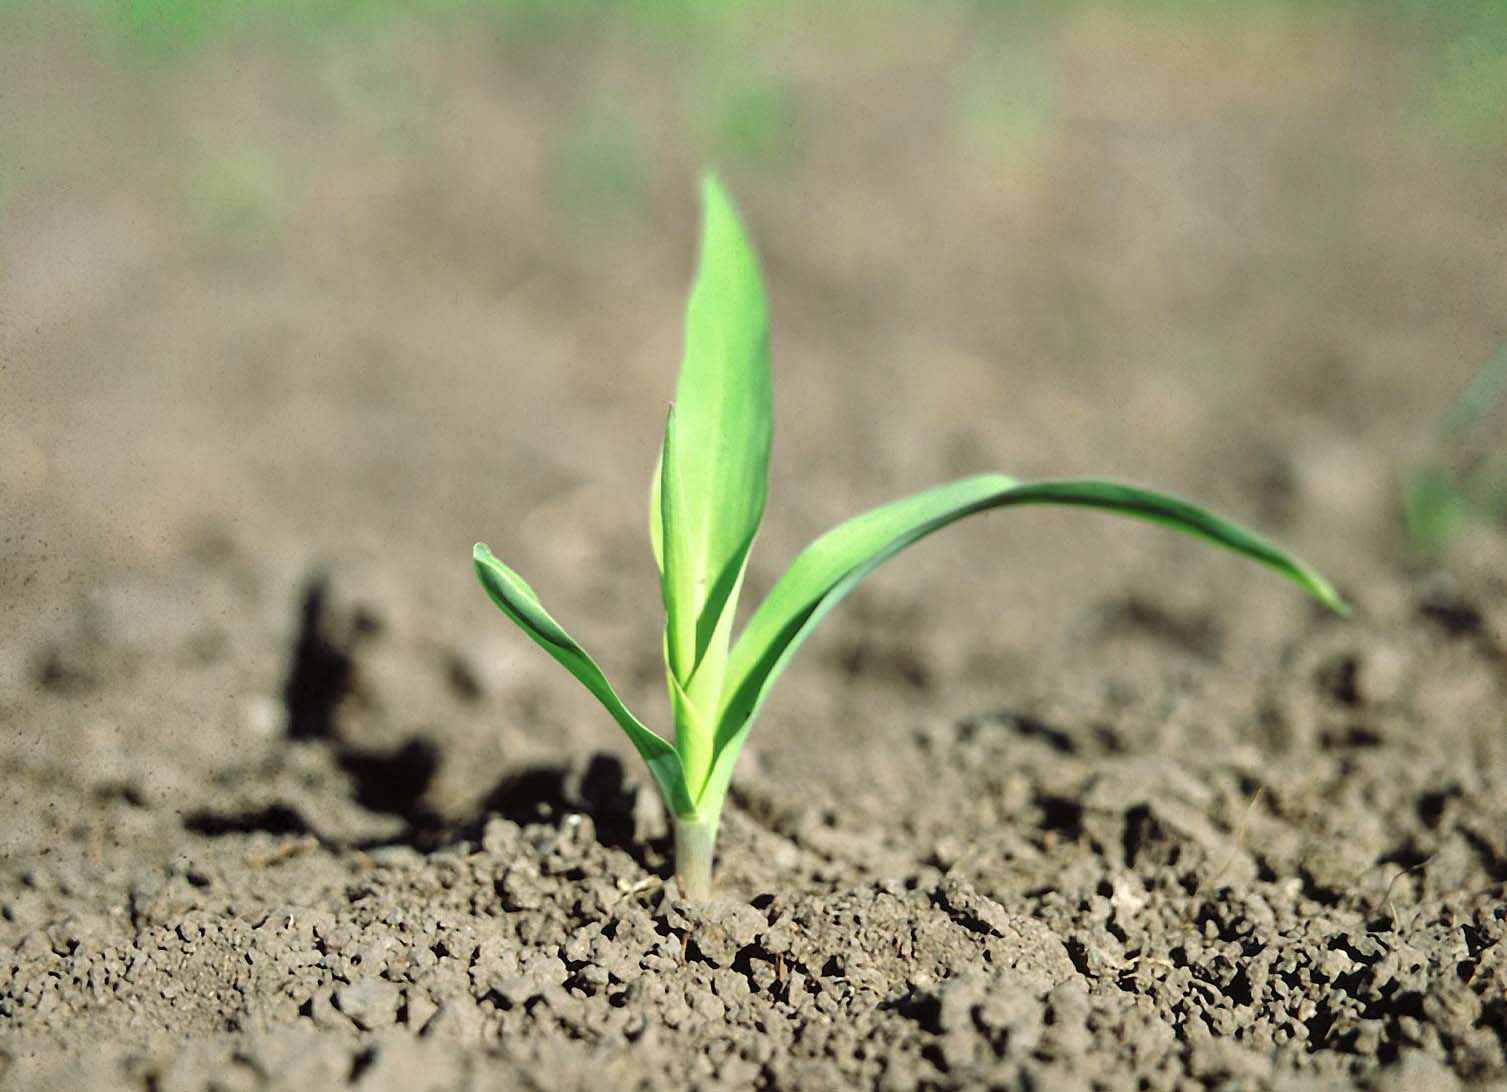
left=657, top=405, right=693, bottom=679
left=472, top=543, right=696, bottom=817
left=650, top=448, right=664, bottom=573
left=658, top=173, right=771, bottom=699
left=1402, top=463, right=1468, bottom=555
left=695, top=474, right=1346, bottom=814
left=1442, top=342, right=1507, bottom=441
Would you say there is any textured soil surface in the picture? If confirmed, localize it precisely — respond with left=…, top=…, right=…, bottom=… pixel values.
left=4, top=6, right=1507, bottom=1090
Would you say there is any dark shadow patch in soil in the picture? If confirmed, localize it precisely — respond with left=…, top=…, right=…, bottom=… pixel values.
left=833, top=638, right=932, bottom=692
left=1416, top=578, right=1484, bottom=638
left=1480, top=998, right=1507, bottom=1052
left=960, top=710, right=1077, bottom=754
left=1378, top=838, right=1432, bottom=872
left=283, top=572, right=381, bottom=743
left=181, top=575, right=443, bottom=850
left=207, top=577, right=669, bottom=863
left=1095, top=595, right=1224, bottom=661
left=1122, top=803, right=1158, bottom=869
left=93, top=781, right=146, bottom=808
left=192, top=573, right=445, bottom=850
left=349, top=1046, right=378, bottom=1083
left=1314, top=652, right=1361, bottom=706
left=338, top=739, right=440, bottom=820
left=183, top=803, right=315, bottom=838
left=890, top=989, right=946, bottom=1035
left=478, top=753, right=663, bottom=871
left=1319, top=723, right=1384, bottom=750
left=1460, top=828, right=1507, bottom=883
left=33, top=643, right=104, bottom=695
left=1037, top=793, right=1084, bottom=841
left=1417, top=786, right=1460, bottom=829
left=1298, top=867, right=1349, bottom=907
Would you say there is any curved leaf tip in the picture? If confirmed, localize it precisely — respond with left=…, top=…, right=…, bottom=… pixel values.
left=695, top=473, right=1347, bottom=818
left=471, top=540, right=696, bottom=818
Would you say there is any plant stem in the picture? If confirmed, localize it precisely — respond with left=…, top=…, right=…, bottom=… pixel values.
left=673, top=815, right=717, bottom=901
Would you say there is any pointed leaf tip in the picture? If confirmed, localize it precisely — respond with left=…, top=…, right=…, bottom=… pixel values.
left=695, top=474, right=1346, bottom=817
left=659, top=169, right=771, bottom=699
left=700, top=169, right=729, bottom=208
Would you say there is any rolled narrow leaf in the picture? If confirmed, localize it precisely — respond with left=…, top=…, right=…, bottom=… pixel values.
left=657, top=415, right=714, bottom=791
left=658, top=174, right=772, bottom=698
left=649, top=450, right=664, bottom=573
left=657, top=406, right=692, bottom=680
left=696, top=474, right=1345, bottom=813
left=473, top=543, right=696, bottom=817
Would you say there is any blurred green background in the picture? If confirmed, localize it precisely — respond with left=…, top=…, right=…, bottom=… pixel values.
left=3, top=0, right=1507, bottom=619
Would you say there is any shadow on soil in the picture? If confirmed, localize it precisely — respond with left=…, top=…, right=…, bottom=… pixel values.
left=184, top=573, right=664, bottom=868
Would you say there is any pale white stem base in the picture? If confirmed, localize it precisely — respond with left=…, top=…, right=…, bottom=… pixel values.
left=673, top=816, right=717, bottom=901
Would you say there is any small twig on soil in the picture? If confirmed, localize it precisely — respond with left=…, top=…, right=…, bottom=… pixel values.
left=1187, top=976, right=1223, bottom=1003
left=1383, top=856, right=1434, bottom=933
left=615, top=875, right=661, bottom=896
left=1202, top=785, right=1265, bottom=892
left=248, top=835, right=319, bottom=869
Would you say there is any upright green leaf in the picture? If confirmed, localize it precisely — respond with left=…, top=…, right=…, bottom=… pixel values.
left=656, top=404, right=717, bottom=793
left=650, top=449, right=664, bottom=573
left=695, top=475, right=1345, bottom=814
left=473, top=543, right=695, bottom=817
left=658, top=173, right=772, bottom=703
left=657, top=406, right=690, bottom=677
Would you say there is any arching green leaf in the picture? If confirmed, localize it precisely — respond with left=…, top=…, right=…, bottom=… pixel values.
left=473, top=543, right=695, bottom=817
left=696, top=475, right=1345, bottom=813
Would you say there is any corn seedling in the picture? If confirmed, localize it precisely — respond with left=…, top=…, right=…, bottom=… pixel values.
left=1403, top=341, right=1507, bottom=555
left=474, top=174, right=1345, bottom=900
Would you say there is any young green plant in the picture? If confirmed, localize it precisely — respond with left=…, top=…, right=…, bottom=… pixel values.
left=1402, top=341, right=1507, bottom=555
left=474, top=174, right=1346, bottom=900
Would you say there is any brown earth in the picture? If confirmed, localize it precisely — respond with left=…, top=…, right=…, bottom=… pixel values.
left=3, top=5, right=1507, bottom=1089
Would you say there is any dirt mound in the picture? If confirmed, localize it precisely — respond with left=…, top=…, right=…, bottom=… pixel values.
left=5, top=5, right=1507, bottom=1089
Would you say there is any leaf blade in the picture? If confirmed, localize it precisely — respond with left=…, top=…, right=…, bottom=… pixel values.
left=659, top=173, right=772, bottom=690
left=473, top=543, right=695, bottom=817
left=658, top=405, right=692, bottom=680
left=649, top=448, right=664, bottom=574
left=698, top=475, right=1345, bottom=813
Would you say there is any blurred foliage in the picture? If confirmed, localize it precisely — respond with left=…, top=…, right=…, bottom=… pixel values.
left=0, top=0, right=756, bottom=57
left=957, top=20, right=1054, bottom=159
left=1417, top=1, right=1507, bottom=147
left=3, top=0, right=1501, bottom=235
left=1403, top=343, right=1507, bottom=556
left=0, top=0, right=1499, bottom=55
left=316, top=21, right=441, bottom=148
left=185, top=144, right=289, bottom=252
left=551, top=108, right=647, bottom=228
left=695, top=71, right=801, bottom=171
left=4, top=0, right=1503, bottom=146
